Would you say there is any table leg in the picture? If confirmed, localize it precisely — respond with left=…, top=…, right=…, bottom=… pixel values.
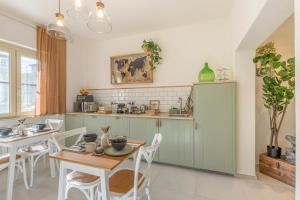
left=100, top=170, right=110, bottom=200
left=48, top=138, right=56, bottom=178
left=6, top=145, right=17, bottom=200
left=57, top=161, right=67, bottom=200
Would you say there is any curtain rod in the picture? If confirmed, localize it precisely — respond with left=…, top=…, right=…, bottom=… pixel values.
left=0, top=10, right=37, bottom=29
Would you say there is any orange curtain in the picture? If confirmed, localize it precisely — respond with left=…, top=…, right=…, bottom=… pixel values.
left=36, top=26, right=66, bottom=115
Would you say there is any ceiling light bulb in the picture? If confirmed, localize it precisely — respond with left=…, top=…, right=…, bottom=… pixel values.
left=75, top=0, right=82, bottom=8
left=56, top=13, right=64, bottom=27
left=97, top=9, right=104, bottom=18
left=56, top=19, right=64, bottom=26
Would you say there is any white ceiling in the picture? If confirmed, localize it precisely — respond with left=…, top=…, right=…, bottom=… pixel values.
left=0, top=0, right=234, bottom=40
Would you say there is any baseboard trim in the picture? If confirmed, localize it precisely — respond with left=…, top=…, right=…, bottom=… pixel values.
left=235, top=173, right=258, bottom=180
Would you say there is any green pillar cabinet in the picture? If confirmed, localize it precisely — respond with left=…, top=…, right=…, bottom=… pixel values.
left=193, top=82, right=236, bottom=175
left=158, top=119, right=194, bottom=167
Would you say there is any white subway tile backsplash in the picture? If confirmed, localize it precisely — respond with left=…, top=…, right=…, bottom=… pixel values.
left=89, top=86, right=191, bottom=112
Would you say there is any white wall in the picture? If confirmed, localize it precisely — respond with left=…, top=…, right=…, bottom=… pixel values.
left=79, top=18, right=233, bottom=89
left=0, top=13, right=36, bottom=50
left=231, top=0, right=294, bottom=176
left=256, top=16, right=295, bottom=163
left=231, top=0, right=268, bottom=50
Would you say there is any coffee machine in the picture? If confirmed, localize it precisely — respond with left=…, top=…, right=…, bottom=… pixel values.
left=73, top=95, right=95, bottom=112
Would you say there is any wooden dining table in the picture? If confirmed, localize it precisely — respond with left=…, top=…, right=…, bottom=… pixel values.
left=0, top=129, right=58, bottom=200
left=49, top=140, right=145, bottom=200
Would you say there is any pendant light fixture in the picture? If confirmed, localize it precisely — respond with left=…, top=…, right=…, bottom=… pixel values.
left=87, top=0, right=112, bottom=34
left=47, top=0, right=72, bottom=41
left=67, top=0, right=89, bottom=21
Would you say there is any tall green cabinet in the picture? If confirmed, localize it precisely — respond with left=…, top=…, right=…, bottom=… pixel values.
left=193, top=82, right=236, bottom=175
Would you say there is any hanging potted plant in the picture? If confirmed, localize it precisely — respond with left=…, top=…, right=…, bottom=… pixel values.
left=141, top=39, right=162, bottom=70
left=253, top=42, right=295, bottom=158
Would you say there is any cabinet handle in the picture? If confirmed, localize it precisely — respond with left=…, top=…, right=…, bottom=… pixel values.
left=159, top=120, right=162, bottom=127
left=115, top=116, right=120, bottom=120
left=156, top=119, right=159, bottom=128
left=194, top=122, right=198, bottom=130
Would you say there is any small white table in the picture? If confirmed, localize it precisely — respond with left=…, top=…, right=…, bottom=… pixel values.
left=0, top=130, right=57, bottom=200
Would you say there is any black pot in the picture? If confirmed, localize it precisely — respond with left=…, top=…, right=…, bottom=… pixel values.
left=83, top=133, right=98, bottom=143
left=33, top=124, right=46, bottom=131
left=267, top=146, right=282, bottom=158
left=111, top=137, right=127, bottom=151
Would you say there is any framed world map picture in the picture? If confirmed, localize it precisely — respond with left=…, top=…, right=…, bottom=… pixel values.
left=111, top=53, right=153, bottom=84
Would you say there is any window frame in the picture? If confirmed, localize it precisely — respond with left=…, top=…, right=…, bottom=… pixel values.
left=0, top=41, right=37, bottom=119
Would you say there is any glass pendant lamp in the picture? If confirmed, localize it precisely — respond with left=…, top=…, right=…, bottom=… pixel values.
left=67, top=0, right=90, bottom=21
left=47, top=0, right=72, bottom=41
left=87, top=0, right=112, bottom=34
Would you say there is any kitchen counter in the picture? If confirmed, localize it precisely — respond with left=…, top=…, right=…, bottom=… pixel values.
left=66, top=112, right=193, bottom=120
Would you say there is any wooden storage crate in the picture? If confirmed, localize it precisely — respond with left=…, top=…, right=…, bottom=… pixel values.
left=259, top=153, right=295, bottom=187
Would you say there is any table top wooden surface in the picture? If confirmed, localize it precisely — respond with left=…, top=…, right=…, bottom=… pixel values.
left=0, top=129, right=55, bottom=144
left=49, top=140, right=146, bottom=171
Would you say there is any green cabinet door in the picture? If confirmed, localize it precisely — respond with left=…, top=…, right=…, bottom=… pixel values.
left=106, top=116, right=130, bottom=137
left=129, top=118, right=159, bottom=161
left=158, top=119, right=194, bottom=167
left=65, top=114, right=84, bottom=146
left=65, top=114, right=84, bottom=131
left=193, top=83, right=236, bottom=174
left=83, top=115, right=106, bottom=135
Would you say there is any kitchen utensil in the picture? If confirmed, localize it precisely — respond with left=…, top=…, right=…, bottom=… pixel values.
left=104, top=145, right=134, bottom=157
left=85, top=142, right=96, bottom=153
left=110, top=136, right=127, bottom=151
left=83, top=133, right=98, bottom=143
left=32, top=124, right=46, bottom=131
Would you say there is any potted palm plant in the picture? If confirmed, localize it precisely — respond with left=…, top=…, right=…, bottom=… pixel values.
left=253, top=42, right=295, bottom=158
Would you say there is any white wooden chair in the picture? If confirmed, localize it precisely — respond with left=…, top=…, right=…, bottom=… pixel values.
left=0, top=154, right=29, bottom=190
left=51, top=127, right=100, bottom=200
left=19, top=119, right=64, bottom=187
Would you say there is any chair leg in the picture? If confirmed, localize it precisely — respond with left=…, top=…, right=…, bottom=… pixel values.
left=145, top=187, right=151, bottom=200
left=30, top=155, right=34, bottom=187
left=90, top=188, right=94, bottom=200
left=43, top=155, right=47, bottom=169
left=65, top=184, right=70, bottom=200
left=21, top=159, right=29, bottom=190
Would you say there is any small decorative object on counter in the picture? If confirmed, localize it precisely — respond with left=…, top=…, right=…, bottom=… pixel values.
left=198, top=62, right=215, bottom=82
left=148, top=100, right=160, bottom=115
left=80, top=88, right=89, bottom=96
left=285, top=135, right=295, bottom=165
left=100, top=126, right=111, bottom=148
left=216, top=68, right=230, bottom=81
left=16, top=118, right=27, bottom=136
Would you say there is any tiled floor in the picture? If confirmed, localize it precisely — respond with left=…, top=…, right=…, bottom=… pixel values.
left=0, top=161, right=295, bottom=200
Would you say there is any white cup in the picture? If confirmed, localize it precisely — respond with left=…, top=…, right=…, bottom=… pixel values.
left=85, top=142, right=96, bottom=153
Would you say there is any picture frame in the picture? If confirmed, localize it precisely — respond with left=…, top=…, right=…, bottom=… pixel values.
left=110, top=53, right=153, bottom=84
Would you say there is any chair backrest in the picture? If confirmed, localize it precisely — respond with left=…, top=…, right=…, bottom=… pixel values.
left=51, top=127, right=87, bottom=151
left=132, top=133, right=162, bottom=200
left=46, top=119, right=64, bottom=131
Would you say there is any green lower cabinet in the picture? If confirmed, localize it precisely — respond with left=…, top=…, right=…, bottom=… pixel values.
left=65, top=114, right=84, bottom=146
left=83, top=115, right=106, bottom=135
left=158, top=119, right=194, bottom=168
left=129, top=118, right=159, bottom=161
left=106, top=116, right=130, bottom=137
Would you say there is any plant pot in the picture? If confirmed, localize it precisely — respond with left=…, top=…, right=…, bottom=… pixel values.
left=267, top=146, right=282, bottom=158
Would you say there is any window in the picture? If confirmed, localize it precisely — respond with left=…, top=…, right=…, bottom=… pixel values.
left=0, top=42, right=37, bottom=118
left=20, top=56, right=37, bottom=113
left=0, top=51, right=10, bottom=114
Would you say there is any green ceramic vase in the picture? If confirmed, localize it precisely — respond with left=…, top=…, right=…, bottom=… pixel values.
left=198, top=62, right=215, bottom=82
